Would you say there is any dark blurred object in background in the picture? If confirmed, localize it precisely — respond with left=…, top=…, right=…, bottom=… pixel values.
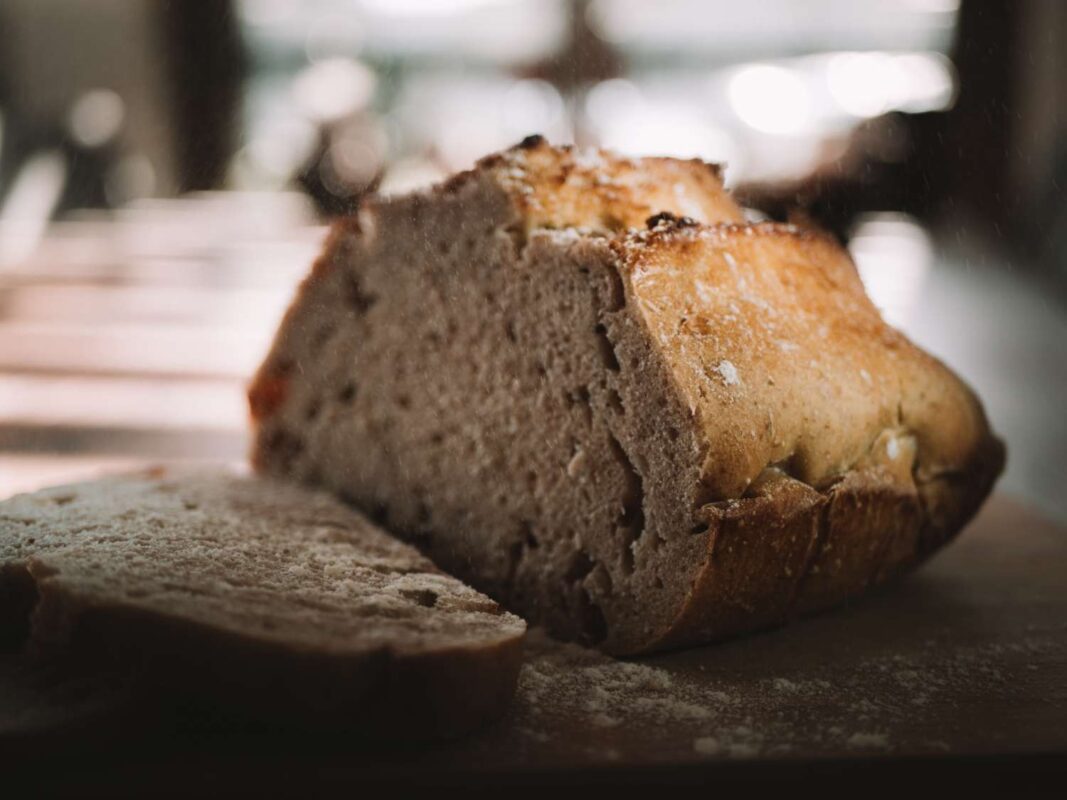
left=0, top=0, right=242, bottom=212
left=158, top=0, right=246, bottom=193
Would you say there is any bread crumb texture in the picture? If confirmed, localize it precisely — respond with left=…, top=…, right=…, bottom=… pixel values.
left=0, top=469, right=525, bottom=655
left=249, top=136, right=1003, bottom=654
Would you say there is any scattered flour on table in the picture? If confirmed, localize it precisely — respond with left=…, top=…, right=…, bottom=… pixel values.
left=846, top=732, right=890, bottom=750
left=508, top=629, right=1062, bottom=761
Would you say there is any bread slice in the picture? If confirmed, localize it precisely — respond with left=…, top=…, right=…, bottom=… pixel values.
left=0, top=468, right=525, bottom=736
left=249, top=137, right=1004, bottom=655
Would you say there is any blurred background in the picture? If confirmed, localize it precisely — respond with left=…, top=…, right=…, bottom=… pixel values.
left=0, top=0, right=1063, bottom=519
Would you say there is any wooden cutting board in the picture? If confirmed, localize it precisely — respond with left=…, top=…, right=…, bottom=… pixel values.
left=3, top=494, right=1065, bottom=789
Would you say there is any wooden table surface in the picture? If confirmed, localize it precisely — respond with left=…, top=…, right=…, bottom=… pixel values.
left=3, top=494, right=1065, bottom=790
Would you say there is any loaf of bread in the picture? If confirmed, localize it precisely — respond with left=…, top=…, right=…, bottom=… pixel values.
left=0, top=468, right=525, bottom=736
left=249, top=136, right=1004, bottom=655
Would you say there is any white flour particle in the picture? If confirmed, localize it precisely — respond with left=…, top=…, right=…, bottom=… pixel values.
left=693, top=736, right=722, bottom=755
left=846, top=732, right=890, bottom=750
left=713, top=360, right=741, bottom=386
left=728, top=742, right=762, bottom=758
left=572, top=147, right=605, bottom=170
left=590, top=713, right=621, bottom=727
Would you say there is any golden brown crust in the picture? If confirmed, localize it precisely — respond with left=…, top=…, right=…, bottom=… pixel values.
left=614, top=217, right=1005, bottom=651
left=481, top=136, right=744, bottom=232
left=55, top=593, right=524, bottom=739
left=649, top=436, right=1003, bottom=652
left=613, top=218, right=998, bottom=500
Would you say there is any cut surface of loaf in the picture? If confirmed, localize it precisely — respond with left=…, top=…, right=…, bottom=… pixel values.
left=0, top=468, right=525, bottom=736
left=250, top=137, right=1004, bottom=655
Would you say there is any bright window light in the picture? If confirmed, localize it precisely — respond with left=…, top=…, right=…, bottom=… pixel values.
left=292, top=58, right=376, bottom=122
left=827, top=51, right=954, bottom=118
left=727, top=65, right=813, bottom=136
left=849, top=213, right=933, bottom=327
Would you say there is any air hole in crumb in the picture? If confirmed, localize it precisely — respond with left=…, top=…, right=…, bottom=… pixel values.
left=577, top=589, right=608, bottom=644
left=414, top=499, right=431, bottom=525
left=565, top=385, right=590, bottom=407
left=397, top=395, right=412, bottom=410
left=507, top=539, right=524, bottom=585
left=594, top=324, right=620, bottom=371
left=343, top=273, right=377, bottom=314
left=690, top=523, right=711, bottom=536
left=505, top=320, right=517, bottom=343
left=304, top=398, right=322, bottom=421
left=564, top=550, right=595, bottom=584
left=51, top=494, right=76, bottom=506
left=667, top=426, right=680, bottom=441
left=263, top=428, right=303, bottom=470
left=311, top=325, right=335, bottom=349
left=608, top=434, right=645, bottom=540
left=182, top=500, right=199, bottom=511
left=565, top=385, right=593, bottom=426
left=503, top=223, right=526, bottom=253
left=401, top=589, right=438, bottom=608
left=607, top=389, right=624, bottom=415
left=604, top=266, right=626, bottom=311
left=337, top=383, right=357, bottom=403
left=653, top=575, right=664, bottom=590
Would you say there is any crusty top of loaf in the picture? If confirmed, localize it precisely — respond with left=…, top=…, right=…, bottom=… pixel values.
left=614, top=214, right=994, bottom=499
left=0, top=469, right=525, bottom=655
left=264, top=137, right=996, bottom=505
left=442, top=134, right=745, bottom=233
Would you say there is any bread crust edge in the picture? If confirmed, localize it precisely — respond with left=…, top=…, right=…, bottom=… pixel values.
left=639, top=434, right=1005, bottom=655
left=24, top=570, right=525, bottom=739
